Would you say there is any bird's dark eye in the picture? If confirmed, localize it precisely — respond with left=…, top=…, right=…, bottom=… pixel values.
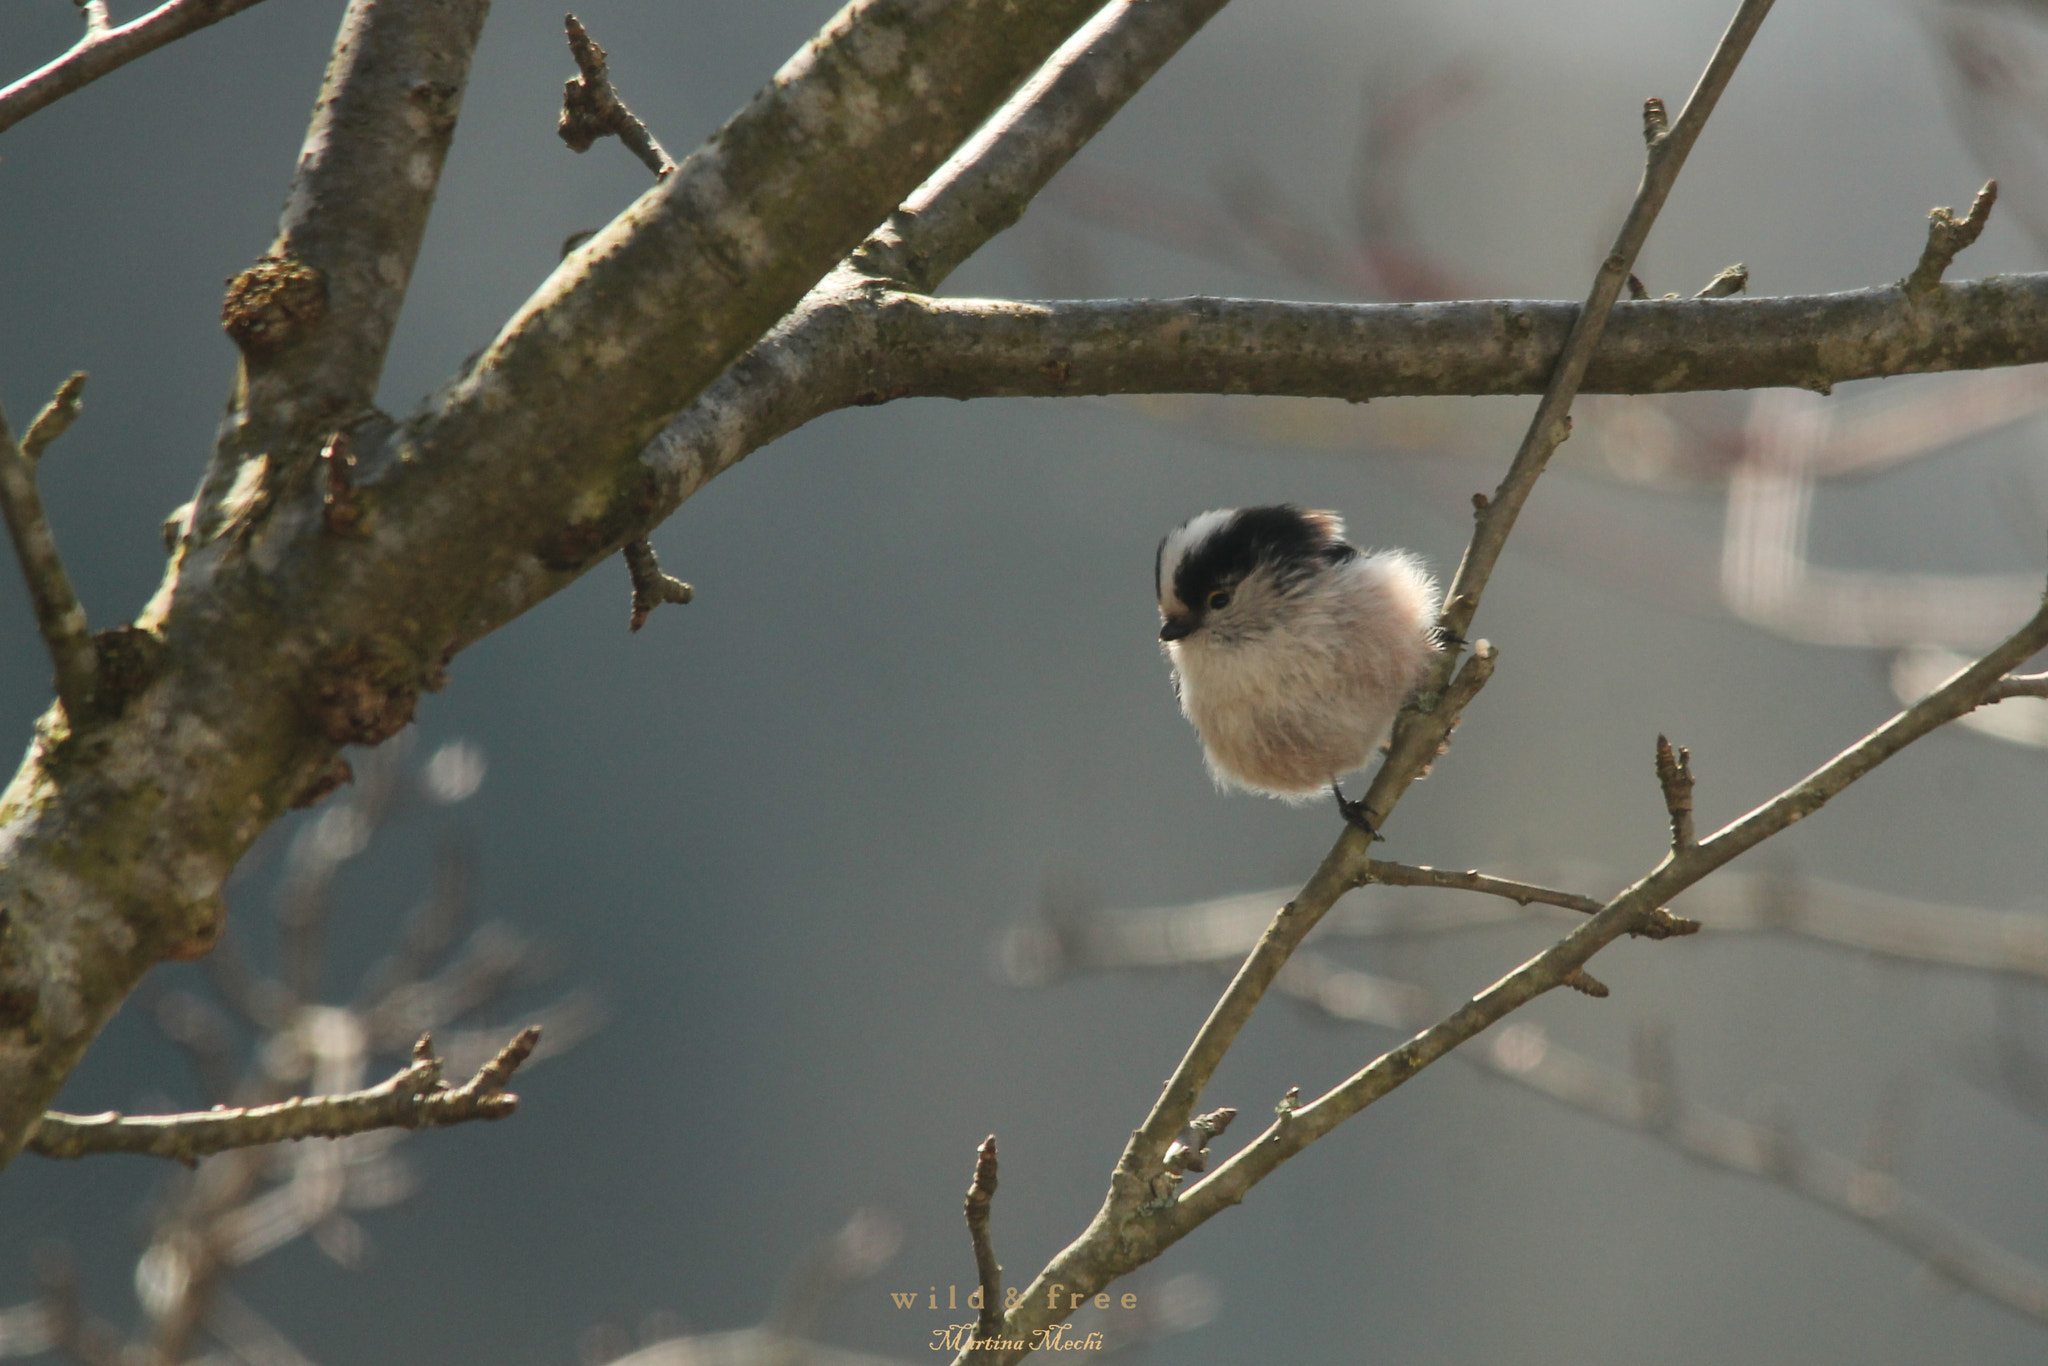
left=1206, top=590, right=1231, bottom=611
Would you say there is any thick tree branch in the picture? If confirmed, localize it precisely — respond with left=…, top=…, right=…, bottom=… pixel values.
left=0, top=0, right=1114, bottom=1166
left=835, top=275, right=2048, bottom=404
left=0, top=0, right=276, bottom=136
left=26, top=1026, right=538, bottom=1161
left=647, top=0, right=1233, bottom=514
left=197, top=0, right=490, bottom=542
left=0, top=399, right=96, bottom=721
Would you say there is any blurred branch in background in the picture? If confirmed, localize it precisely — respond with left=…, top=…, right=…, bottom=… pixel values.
left=0, top=740, right=601, bottom=1366
left=997, top=860, right=2048, bottom=1327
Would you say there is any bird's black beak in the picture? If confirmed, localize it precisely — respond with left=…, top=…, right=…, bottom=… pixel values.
left=1159, top=616, right=1195, bottom=642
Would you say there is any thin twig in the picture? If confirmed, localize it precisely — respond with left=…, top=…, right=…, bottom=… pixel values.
left=1363, top=858, right=1700, bottom=939
left=1907, top=179, right=1998, bottom=294
left=0, top=398, right=96, bottom=721
left=965, top=1137, right=1004, bottom=1343
left=1694, top=262, right=1748, bottom=297
left=1164, top=590, right=2048, bottom=1233
left=624, top=538, right=693, bottom=632
left=75, top=1, right=113, bottom=35
left=20, top=372, right=85, bottom=464
left=1359, top=0, right=1779, bottom=837
left=1111, top=641, right=1493, bottom=1193
left=1986, top=671, right=2048, bottom=702
left=559, top=14, right=673, bottom=178
left=27, top=1027, right=540, bottom=1161
left=1654, top=734, right=1697, bottom=851
left=0, top=0, right=277, bottom=136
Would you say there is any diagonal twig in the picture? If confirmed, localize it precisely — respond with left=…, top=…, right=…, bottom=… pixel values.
left=1164, top=589, right=2048, bottom=1234
left=0, top=0, right=279, bottom=136
left=1359, top=0, right=1780, bottom=837
left=0, top=397, right=97, bottom=721
left=20, top=373, right=86, bottom=465
left=27, top=1027, right=540, bottom=1162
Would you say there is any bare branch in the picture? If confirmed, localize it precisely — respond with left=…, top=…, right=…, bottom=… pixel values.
left=624, top=538, right=693, bottom=633
left=1437, top=0, right=1777, bottom=638
left=0, top=398, right=97, bottom=722
left=1907, top=178, right=1998, bottom=294
left=965, top=1137, right=1004, bottom=1343
left=825, top=275, right=2048, bottom=409
left=1654, top=734, right=1697, bottom=852
left=559, top=14, right=674, bottom=178
left=1361, top=858, right=1699, bottom=939
left=26, top=1027, right=539, bottom=1161
left=649, top=0, right=1233, bottom=513
left=1364, top=859, right=1604, bottom=915
left=20, top=373, right=86, bottom=465
left=1162, top=590, right=2048, bottom=1237
left=197, top=0, right=490, bottom=541
left=0, top=0, right=276, bottom=136
left=1987, top=670, right=2048, bottom=702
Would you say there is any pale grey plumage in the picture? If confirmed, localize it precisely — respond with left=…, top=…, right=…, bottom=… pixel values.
left=1156, top=505, right=1439, bottom=806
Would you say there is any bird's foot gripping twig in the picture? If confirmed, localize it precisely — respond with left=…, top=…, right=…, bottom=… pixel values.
left=1332, top=783, right=1380, bottom=839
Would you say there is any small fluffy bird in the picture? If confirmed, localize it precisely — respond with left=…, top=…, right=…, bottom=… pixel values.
left=1156, top=505, right=1441, bottom=829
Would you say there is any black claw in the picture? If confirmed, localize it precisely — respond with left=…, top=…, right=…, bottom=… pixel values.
left=1428, top=624, right=1467, bottom=650
left=1332, top=784, right=1380, bottom=839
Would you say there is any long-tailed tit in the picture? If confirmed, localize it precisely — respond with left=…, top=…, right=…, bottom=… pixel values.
left=1156, top=505, right=1441, bottom=831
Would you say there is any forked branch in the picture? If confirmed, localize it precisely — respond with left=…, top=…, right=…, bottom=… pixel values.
left=1907, top=179, right=1998, bottom=294
left=560, top=14, right=674, bottom=177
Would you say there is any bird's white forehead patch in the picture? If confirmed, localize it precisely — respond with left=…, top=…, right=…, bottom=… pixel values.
left=1157, top=508, right=1237, bottom=610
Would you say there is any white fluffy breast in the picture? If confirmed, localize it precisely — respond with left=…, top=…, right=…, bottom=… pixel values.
left=1168, top=549, right=1439, bottom=797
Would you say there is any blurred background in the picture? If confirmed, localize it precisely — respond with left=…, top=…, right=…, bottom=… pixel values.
left=3, top=0, right=2048, bottom=1362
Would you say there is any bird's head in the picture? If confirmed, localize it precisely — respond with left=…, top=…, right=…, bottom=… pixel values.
left=1155, top=505, right=1356, bottom=645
